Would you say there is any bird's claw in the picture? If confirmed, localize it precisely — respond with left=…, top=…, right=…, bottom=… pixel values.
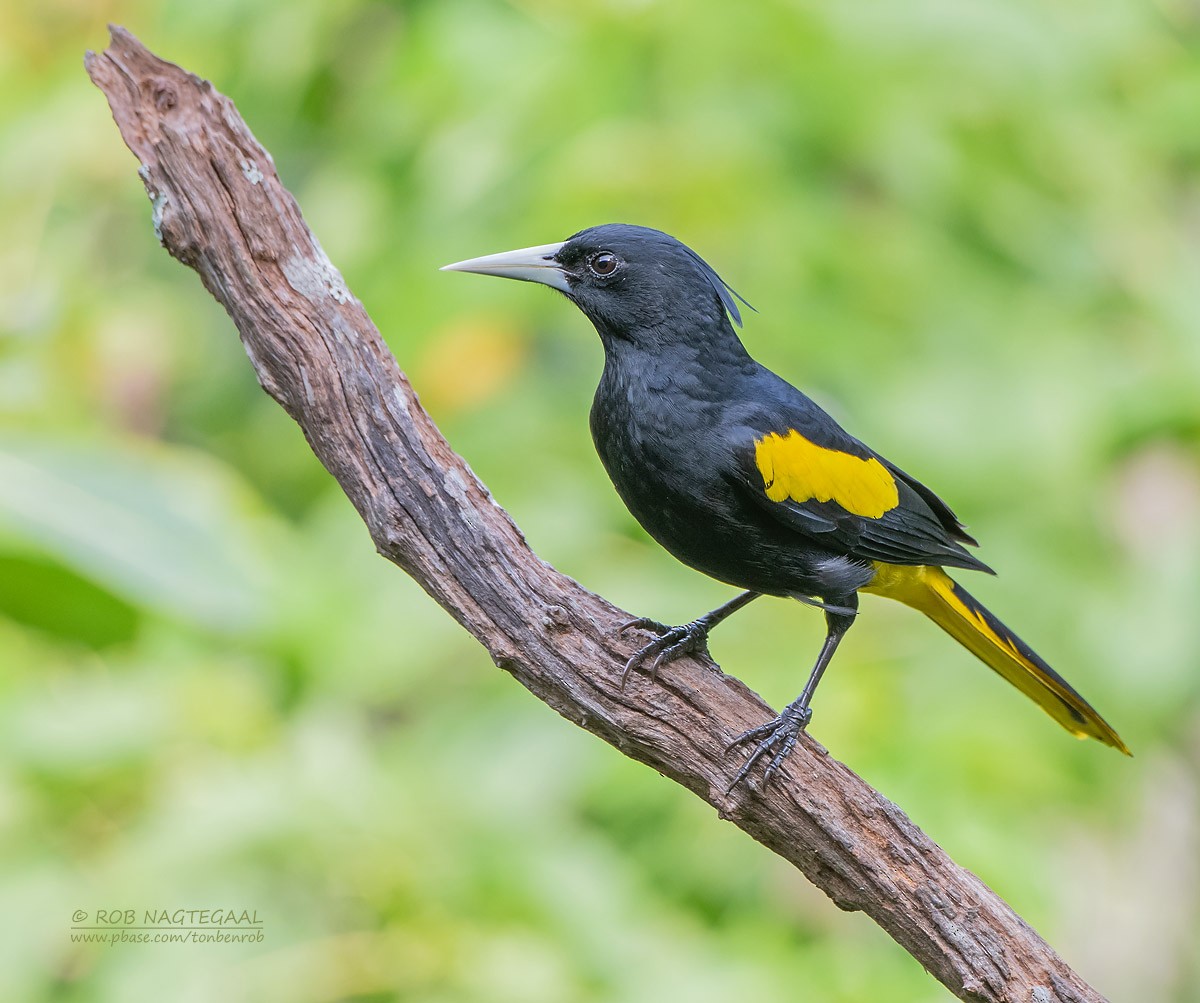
left=725, top=705, right=812, bottom=791
left=619, top=615, right=673, bottom=637
left=619, top=617, right=711, bottom=687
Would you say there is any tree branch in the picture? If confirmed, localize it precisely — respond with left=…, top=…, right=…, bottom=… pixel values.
left=85, top=26, right=1107, bottom=1003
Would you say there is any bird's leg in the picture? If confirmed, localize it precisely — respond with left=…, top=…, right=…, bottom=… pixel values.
left=726, top=594, right=859, bottom=790
left=619, top=591, right=761, bottom=686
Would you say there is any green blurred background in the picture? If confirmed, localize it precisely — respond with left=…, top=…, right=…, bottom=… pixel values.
left=2, top=1, right=1199, bottom=1000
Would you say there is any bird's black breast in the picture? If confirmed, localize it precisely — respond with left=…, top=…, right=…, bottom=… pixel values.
left=588, top=354, right=846, bottom=597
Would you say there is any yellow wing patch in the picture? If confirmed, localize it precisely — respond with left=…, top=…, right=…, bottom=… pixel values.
left=754, top=430, right=899, bottom=519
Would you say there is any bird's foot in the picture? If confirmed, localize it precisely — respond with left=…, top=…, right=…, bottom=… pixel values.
left=725, top=704, right=813, bottom=791
left=618, top=615, right=712, bottom=686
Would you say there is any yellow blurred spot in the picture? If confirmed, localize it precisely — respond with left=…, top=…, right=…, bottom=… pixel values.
left=418, top=318, right=529, bottom=415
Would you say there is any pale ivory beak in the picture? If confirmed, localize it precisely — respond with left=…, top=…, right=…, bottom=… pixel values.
left=440, top=241, right=570, bottom=293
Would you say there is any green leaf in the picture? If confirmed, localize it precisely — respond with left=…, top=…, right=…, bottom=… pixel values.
left=0, top=438, right=282, bottom=632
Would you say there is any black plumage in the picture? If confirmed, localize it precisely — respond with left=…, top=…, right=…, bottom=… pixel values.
left=443, top=224, right=1127, bottom=785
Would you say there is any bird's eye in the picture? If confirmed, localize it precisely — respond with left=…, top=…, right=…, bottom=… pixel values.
left=588, top=252, right=619, bottom=277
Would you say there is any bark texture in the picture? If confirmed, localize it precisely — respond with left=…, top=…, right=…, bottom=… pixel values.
left=86, top=26, right=1108, bottom=1003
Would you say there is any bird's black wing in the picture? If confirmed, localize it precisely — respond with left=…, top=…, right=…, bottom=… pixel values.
left=725, top=404, right=992, bottom=573
left=877, top=457, right=979, bottom=547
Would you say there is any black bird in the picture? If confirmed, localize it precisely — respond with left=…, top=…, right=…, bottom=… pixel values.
left=442, top=223, right=1128, bottom=785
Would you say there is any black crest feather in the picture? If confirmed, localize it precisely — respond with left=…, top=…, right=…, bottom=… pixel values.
left=681, top=246, right=755, bottom=327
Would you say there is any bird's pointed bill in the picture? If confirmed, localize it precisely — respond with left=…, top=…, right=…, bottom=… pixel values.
left=440, top=241, right=569, bottom=293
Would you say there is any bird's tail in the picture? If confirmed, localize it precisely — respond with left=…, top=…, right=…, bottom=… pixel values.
left=863, top=564, right=1129, bottom=754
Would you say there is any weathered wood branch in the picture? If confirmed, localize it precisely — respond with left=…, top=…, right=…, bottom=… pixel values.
left=86, top=26, right=1107, bottom=1003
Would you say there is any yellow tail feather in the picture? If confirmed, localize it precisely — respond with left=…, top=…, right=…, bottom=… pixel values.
left=863, top=564, right=1129, bottom=754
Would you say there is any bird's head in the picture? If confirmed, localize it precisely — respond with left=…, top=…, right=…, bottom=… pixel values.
left=441, top=223, right=751, bottom=347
